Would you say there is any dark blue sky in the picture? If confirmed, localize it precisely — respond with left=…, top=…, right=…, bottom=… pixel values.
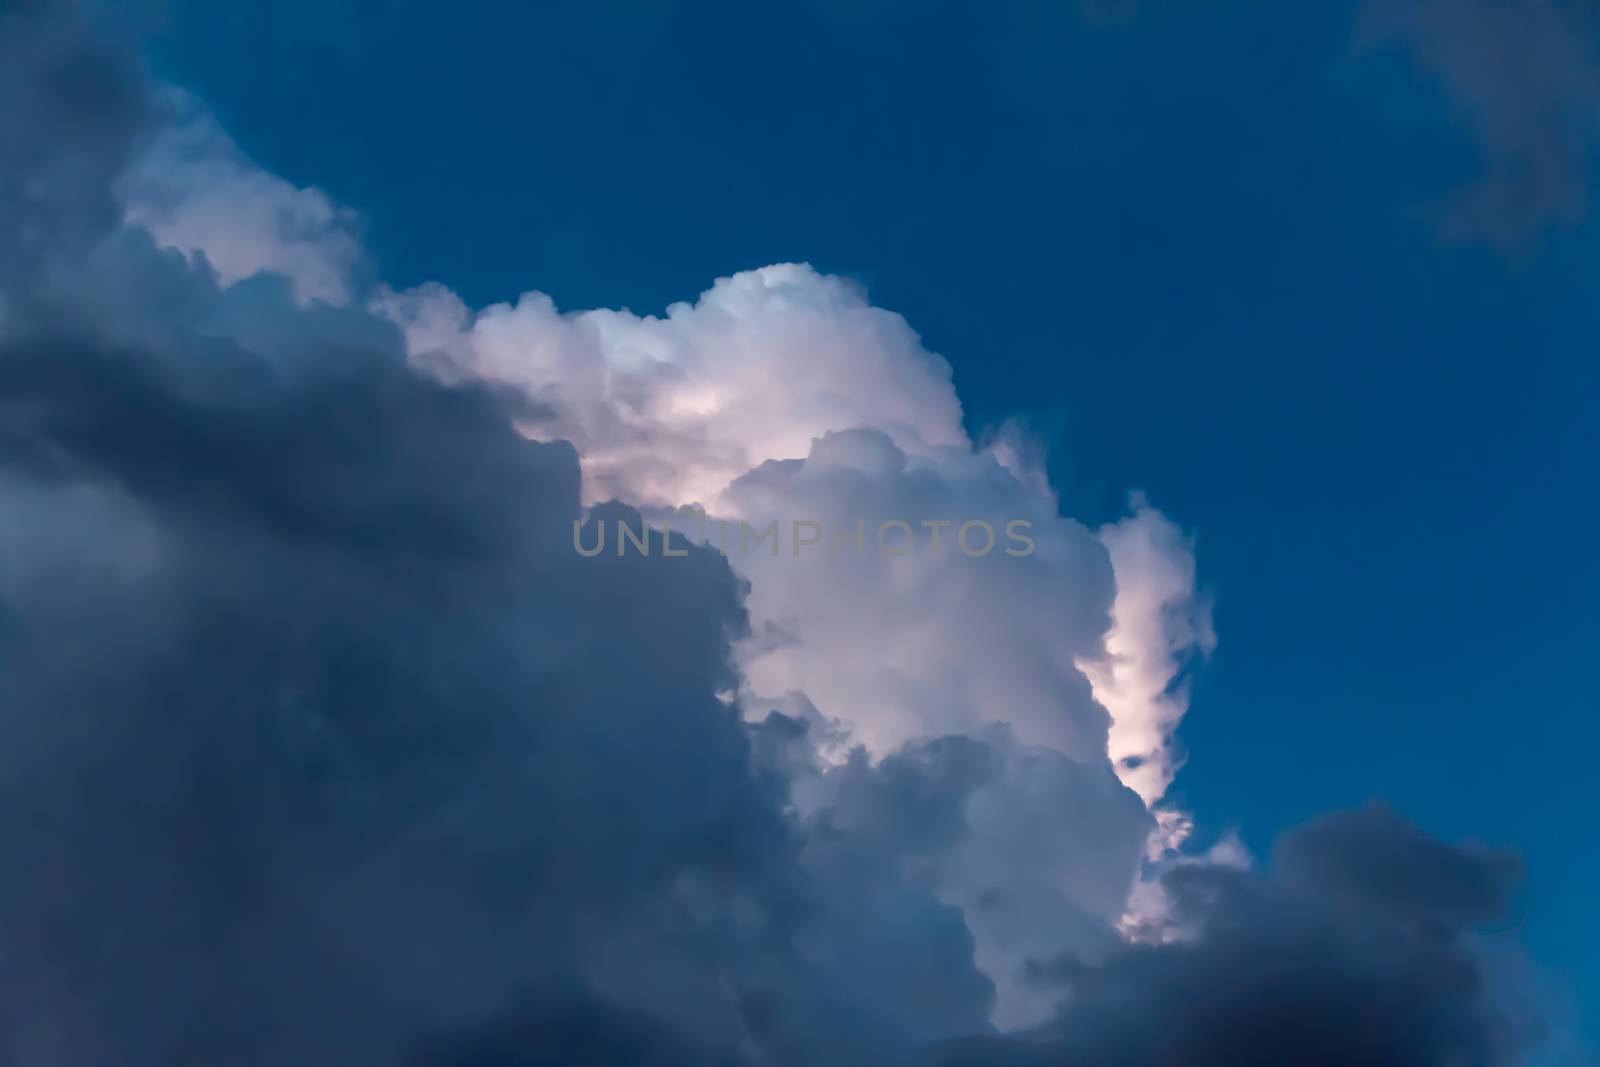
left=144, top=0, right=1598, bottom=1031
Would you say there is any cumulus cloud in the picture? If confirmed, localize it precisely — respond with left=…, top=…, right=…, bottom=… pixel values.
left=0, top=8, right=973, bottom=1063
left=371, top=267, right=1209, bottom=1011
left=117, top=92, right=368, bottom=305
left=369, top=273, right=1208, bottom=806
left=714, top=428, right=1114, bottom=758
left=370, top=267, right=1216, bottom=1008
left=370, top=273, right=1216, bottom=1015
left=757, top=717, right=1148, bottom=1033
left=1080, top=499, right=1214, bottom=807
left=0, top=135, right=760, bottom=1067
left=117, top=92, right=1208, bottom=834
left=934, top=804, right=1537, bottom=1067
left=0, top=4, right=1556, bottom=1064
left=371, top=265, right=968, bottom=509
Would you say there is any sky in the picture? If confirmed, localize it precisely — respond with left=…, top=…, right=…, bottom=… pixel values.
left=1, top=0, right=1597, bottom=1063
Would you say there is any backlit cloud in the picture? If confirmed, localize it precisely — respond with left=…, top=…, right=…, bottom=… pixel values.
left=0, top=4, right=1550, bottom=1063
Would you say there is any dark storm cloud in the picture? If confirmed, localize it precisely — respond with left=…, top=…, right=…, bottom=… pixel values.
left=401, top=987, right=700, bottom=1067
left=934, top=804, right=1534, bottom=1067
left=1363, top=0, right=1600, bottom=246
left=0, top=6, right=780, bottom=1064
left=0, top=219, right=775, bottom=1063
left=0, top=0, right=150, bottom=301
left=0, top=7, right=1009, bottom=1065
left=0, top=4, right=1554, bottom=1066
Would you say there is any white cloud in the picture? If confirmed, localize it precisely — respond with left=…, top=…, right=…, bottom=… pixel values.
left=708, top=427, right=1113, bottom=762
left=112, top=110, right=1217, bottom=1029
left=116, top=92, right=366, bottom=306
left=376, top=264, right=967, bottom=508
left=1080, top=498, right=1215, bottom=806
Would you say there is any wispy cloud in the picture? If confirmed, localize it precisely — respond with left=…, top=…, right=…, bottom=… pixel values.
left=1362, top=0, right=1600, bottom=247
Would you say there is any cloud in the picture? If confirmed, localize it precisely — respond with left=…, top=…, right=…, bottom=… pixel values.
left=1080, top=499, right=1214, bottom=806
left=0, top=0, right=149, bottom=315
left=1362, top=0, right=1600, bottom=246
left=371, top=264, right=969, bottom=509
left=368, top=232, right=1216, bottom=1021
left=0, top=217, right=787, bottom=1063
left=371, top=276, right=1210, bottom=815
left=114, top=76, right=1211, bottom=850
left=714, top=428, right=1115, bottom=759
left=400, top=987, right=702, bottom=1067
left=764, top=719, right=1148, bottom=1033
left=117, top=91, right=369, bottom=305
left=0, top=4, right=1558, bottom=1064
left=933, top=804, right=1538, bottom=1067
left=0, top=9, right=946, bottom=1063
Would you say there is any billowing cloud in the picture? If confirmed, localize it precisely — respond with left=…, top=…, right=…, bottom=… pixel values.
left=935, top=804, right=1536, bottom=1066
left=0, top=4, right=1554, bottom=1064
left=117, top=100, right=1210, bottom=835
left=372, top=264, right=968, bottom=510
left=0, top=8, right=975, bottom=1063
left=368, top=274, right=1214, bottom=1018
left=116, top=91, right=369, bottom=305
left=367, top=270, right=1211, bottom=804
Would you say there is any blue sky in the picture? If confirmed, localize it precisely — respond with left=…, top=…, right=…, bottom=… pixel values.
left=137, top=0, right=1599, bottom=1029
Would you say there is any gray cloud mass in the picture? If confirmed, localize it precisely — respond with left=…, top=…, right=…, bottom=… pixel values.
left=0, top=4, right=1550, bottom=1065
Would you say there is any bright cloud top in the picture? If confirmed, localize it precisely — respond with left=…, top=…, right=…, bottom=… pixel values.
left=119, top=101, right=1211, bottom=793
left=113, top=102, right=1218, bottom=1024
